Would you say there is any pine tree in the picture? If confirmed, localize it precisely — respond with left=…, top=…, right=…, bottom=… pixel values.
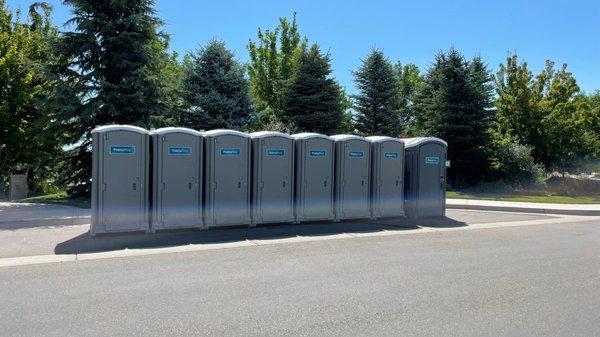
left=181, top=40, right=252, bottom=131
left=413, top=48, right=494, bottom=187
left=49, top=0, right=174, bottom=196
left=352, top=49, right=399, bottom=136
left=282, top=44, right=346, bottom=134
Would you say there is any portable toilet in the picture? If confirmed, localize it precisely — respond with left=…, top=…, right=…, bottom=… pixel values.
left=403, top=137, right=447, bottom=218
left=151, top=127, right=203, bottom=231
left=331, top=135, right=371, bottom=220
left=250, top=131, right=295, bottom=225
left=292, top=133, right=335, bottom=222
left=91, top=125, right=150, bottom=235
left=367, top=136, right=405, bottom=218
left=203, top=129, right=251, bottom=227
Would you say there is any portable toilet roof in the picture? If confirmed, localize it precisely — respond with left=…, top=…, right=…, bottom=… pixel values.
left=92, top=124, right=149, bottom=134
left=203, top=129, right=248, bottom=137
left=250, top=131, right=292, bottom=139
left=150, top=127, right=202, bottom=136
left=330, top=134, right=365, bottom=141
left=291, top=132, right=332, bottom=140
left=403, top=137, right=447, bottom=148
left=366, top=136, right=404, bottom=143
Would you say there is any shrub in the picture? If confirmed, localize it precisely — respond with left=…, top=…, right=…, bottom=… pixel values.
left=490, top=139, right=545, bottom=188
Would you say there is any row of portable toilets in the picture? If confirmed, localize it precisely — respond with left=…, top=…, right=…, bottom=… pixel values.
left=90, top=125, right=448, bottom=236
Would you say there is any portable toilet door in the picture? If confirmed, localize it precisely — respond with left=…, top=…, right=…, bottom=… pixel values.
left=91, top=125, right=150, bottom=235
left=367, top=136, right=405, bottom=218
left=292, top=133, right=335, bottom=222
left=331, top=135, right=371, bottom=220
left=250, top=132, right=295, bottom=225
left=403, top=137, right=447, bottom=218
left=204, top=129, right=251, bottom=227
left=151, top=127, right=203, bottom=231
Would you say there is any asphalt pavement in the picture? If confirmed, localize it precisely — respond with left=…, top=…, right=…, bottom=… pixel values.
left=0, top=210, right=599, bottom=337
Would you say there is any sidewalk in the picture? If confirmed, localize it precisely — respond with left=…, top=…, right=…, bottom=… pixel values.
left=0, top=202, right=90, bottom=229
left=446, top=198, right=600, bottom=216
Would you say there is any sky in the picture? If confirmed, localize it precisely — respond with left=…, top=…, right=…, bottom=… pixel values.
left=6, top=0, right=600, bottom=95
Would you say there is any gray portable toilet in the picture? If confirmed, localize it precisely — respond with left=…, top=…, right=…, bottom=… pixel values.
left=367, top=136, right=405, bottom=218
left=91, top=125, right=150, bottom=235
left=331, top=135, right=371, bottom=220
left=403, top=137, right=447, bottom=218
left=151, top=127, right=203, bottom=231
left=250, top=131, right=295, bottom=225
left=292, top=133, right=335, bottom=222
left=203, top=129, right=251, bottom=227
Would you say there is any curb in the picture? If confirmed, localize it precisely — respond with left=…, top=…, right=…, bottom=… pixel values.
left=446, top=203, right=600, bottom=216
left=0, top=216, right=90, bottom=229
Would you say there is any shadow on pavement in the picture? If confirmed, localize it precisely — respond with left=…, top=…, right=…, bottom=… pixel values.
left=54, top=216, right=466, bottom=255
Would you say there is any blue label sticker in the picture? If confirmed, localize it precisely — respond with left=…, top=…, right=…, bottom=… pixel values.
left=309, top=150, right=326, bottom=157
left=220, top=148, right=240, bottom=156
left=109, top=146, right=135, bottom=154
left=384, top=152, right=398, bottom=159
left=169, top=147, right=191, bottom=155
left=425, top=156, right=440, bottom=164
left=348, top=151, right=364, bottom=158
left=266, top=149, right=285, bottom=156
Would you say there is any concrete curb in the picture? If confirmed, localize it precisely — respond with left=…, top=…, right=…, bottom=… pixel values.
left=446, top=199, right=600, bottom=216
left=0, top=216, right=90, bottom=229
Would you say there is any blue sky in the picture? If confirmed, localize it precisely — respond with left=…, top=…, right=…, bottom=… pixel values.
left=7, top=0, right=600, bottom=94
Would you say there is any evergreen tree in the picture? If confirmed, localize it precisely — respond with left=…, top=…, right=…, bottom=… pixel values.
left=413, top=48, right=494, bottom=187
left=181, top=40, right=252, bottom=130
left=282, top=44, right=346, bottom=134
left=352, top=49, right=399, bottom=136
left=0, top=2, right=62, bottom=195
left=49, top=0, right=174, bottom=196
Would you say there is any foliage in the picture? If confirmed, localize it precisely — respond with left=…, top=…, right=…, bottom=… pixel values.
left=181, top=40, right=252, bottom=131
left=352, top=49, right=399, bottom=136
left=48, top=0, right=176, bottom=196
left=495, top=54, right=600, bottom=173
left=394, top=62, right=423, bottom=136
left=413, top=48, right=495, bottom=187
left=282, top=44, right=346, bottom=135
left=489, top=138, right=545, bottom=187
left=247, top=13, right=306, bottom=126
left=0, top=1, right=62, bottom=194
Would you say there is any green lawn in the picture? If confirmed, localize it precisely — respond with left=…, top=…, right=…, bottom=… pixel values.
left=16, top=191, right=90, bottom=208
left=447, top=191, right=600, bottom=204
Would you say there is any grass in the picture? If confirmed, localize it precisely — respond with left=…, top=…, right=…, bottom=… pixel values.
left=447, top=191, right=600, bottom=204
left=16, top=191, right=91, bottom=208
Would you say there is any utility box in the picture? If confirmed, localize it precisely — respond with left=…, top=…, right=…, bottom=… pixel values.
left=331, top=135, right=371, bottom=220
left=403, top=137, right=447, bottom=218
left=367, top=136, right=405, bottom=218
left=250, top=131, right=295, bottom=225
left=203, top=129, right=251, bottom=227
left=151, top=127, right=203, bottom=231
left=91, top=125, right=150, bottom=235
left=292, top=133, right=335, bottom=222
left=9, top=174, right=28, bottom=200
